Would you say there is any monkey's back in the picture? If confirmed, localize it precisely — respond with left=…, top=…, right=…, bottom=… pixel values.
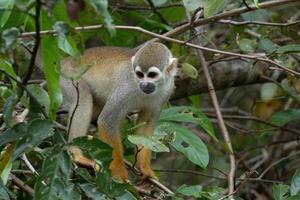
left=60, top=46, right=136, bottom=109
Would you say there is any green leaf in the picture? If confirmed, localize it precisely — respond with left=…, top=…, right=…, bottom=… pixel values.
left=158, top=123, right=209, bottom=168
left=0, top=60, right=18, bottom=88
left=204, top=0, right=226, bottom=18
left=27, top=84, right=50, bottom=114
left=176, top=184, right=202, bottom=198
left=0, top=178, right=10, bottom=200
left=88, top=0, right=115, bottom=35
left=271, top=109, right=300, bottom=126
left=128, top=135, right=169, bottom=152
left=53, top=22, right=78, bottom=56
left=116, top=191, right=137, bottom=200
left=272, top=184, right=289, bottom=200
left=278, top=44, right=300, bottom=54
left=0, top=123, right=27, bottom=147
left=80, top=183, right=106, bottom=200
left=3, top=93, right=17, bottom=127
left=95, top=170, right=132, bottom=197
left=291, top=169, right=300, bottom=196
left=254, top=0, right=260, bottom=7
left=14, top=119, right=55, bottom=158
left=71, top=137, right=112, bottom=167
left=0, top=143, right=15, bottom=184
left=259, top=38, right=276, bottom=54
left=2, top=27, right=20, bottom=48
left=238, top=38, right=257, bottom=53
left=41, top=37, right=63, bottom=120
left=34, top=148, right=75, bottom=200
left=160, top=106, right=217, bottom=141
left=0, top=0, right=14, bottom=28
left=181, top=63, right=198, bottom=79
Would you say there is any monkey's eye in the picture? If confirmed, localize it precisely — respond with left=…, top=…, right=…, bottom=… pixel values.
left=147, top=72, right=158, bottom=78
left=136, top=71, right=144, bottom=78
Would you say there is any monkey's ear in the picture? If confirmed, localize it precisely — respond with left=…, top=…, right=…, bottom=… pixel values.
left=131, top=56, right=135, bottom=64
left=166, top=57, right=178, bottom=76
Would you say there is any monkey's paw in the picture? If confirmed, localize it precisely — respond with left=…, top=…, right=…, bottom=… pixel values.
left=139, top=165, right=158, bottom=180
left=109, top=160, right=129, bottom=183
left=70, top=146, right=100, bottom=171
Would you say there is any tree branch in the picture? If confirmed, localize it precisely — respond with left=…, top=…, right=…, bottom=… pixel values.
left=22, top=0, right=41, bottom=85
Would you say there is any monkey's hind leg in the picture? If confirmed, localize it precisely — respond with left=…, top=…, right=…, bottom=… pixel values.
left=67, top=80, right=96, bottom=169
left=99, top=126, right=129, bottom=182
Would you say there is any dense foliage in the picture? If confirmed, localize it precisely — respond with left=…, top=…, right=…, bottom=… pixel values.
left=0, top=0, right=300, bottom=199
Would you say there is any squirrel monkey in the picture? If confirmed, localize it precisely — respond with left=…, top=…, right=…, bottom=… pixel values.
left=60, top=42, right=177, bottom=182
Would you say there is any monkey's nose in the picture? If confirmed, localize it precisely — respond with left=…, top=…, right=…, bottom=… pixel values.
left=139, top=82, right=156, bottom=94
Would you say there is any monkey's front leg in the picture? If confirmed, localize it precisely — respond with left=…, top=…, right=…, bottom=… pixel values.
left=136, top=115, right=158, bottom=180
left=99, top=125, right=129, bottom=182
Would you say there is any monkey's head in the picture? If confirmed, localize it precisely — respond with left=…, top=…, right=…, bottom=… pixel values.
left=132, top=42, right=177, bottom=95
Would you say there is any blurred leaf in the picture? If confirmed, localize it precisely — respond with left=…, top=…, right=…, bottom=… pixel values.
left=3, top=93, right=17, bottom=127
left=0, top=123, right=27, bottom=147
left=0, top=60, right=18, bottom=89
left=0, top=178, right=10, bottom=200
left=201, top=186, right=225, bottom=199
left=287, top=195, right=300, bottom=200
left=158, top=123, right=209, bottom=168
left=238, top=38, right=257, bottom=53
left=272, top=184, right=289, bottom=200
left=176, top=184, right=202, bottom=198
left=116, top=191, right=137, bottom=200
left=181, top=63, right=198, bottom=79
left=41, top=37, right=63, bottom=120
left=88, top=0, right=115, bottom=35
left=80, top=183, right=106, bottom=199
left=259, top=38, right=276, bottom=54
left=0, top=143, right=15, bottom=184
left=254, top=0, right=260, bottom=7
left=278, top=44, right=300, bottom=54
left=14, top=119, right=55, bottom=158
left=2, top=28, right=20, bottom=48
left=183, top=0, right=203, bottom=13
left=53, top=21, right=71, bottom=35
left=291, top=169, right=300, bottom=196
left=260, top=83, right=279, bottom=100
left=160, top=106, right=217, bottom=141
left=53, top=22, right=78, bottom=56
left=27, top=84, right=50, bottom=113
left=126, top=11, right=171, bottom=31
left=71, top=137, right=112, bottom=167
left=204, top=0, right=226, bottom=18
left=0, top=0, right=14, bottom=27
left=128, top=135, right=169, bottom=152
left=271, top=109, right=300, bottom=126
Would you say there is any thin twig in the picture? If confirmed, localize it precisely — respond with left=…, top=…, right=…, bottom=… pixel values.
left=219, top=19, right=300, bottom=27
left=155, top=168, right=282, bottom=184
left=124, top=160, right=174, bottom=195
left=20, top=25, right=300, bottom=76
left=116, top=3, right=182, bottom=10
left=162, top=0, right=299, bottom=38
left=258, top=151, right=300, bottom=179
left=22, top=0, right=41, bottom=84
left=190, top=18, right=236, bottom=196
left=10, top=173, right=34, bottom=196
left=67, top=80, right=79, bottom=139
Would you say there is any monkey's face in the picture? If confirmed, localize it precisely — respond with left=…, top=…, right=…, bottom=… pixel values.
left=134, top=66, right=163, bottom=94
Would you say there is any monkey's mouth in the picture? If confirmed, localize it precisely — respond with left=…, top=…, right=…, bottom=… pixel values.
left=139, top=82, right=156, bottom=94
